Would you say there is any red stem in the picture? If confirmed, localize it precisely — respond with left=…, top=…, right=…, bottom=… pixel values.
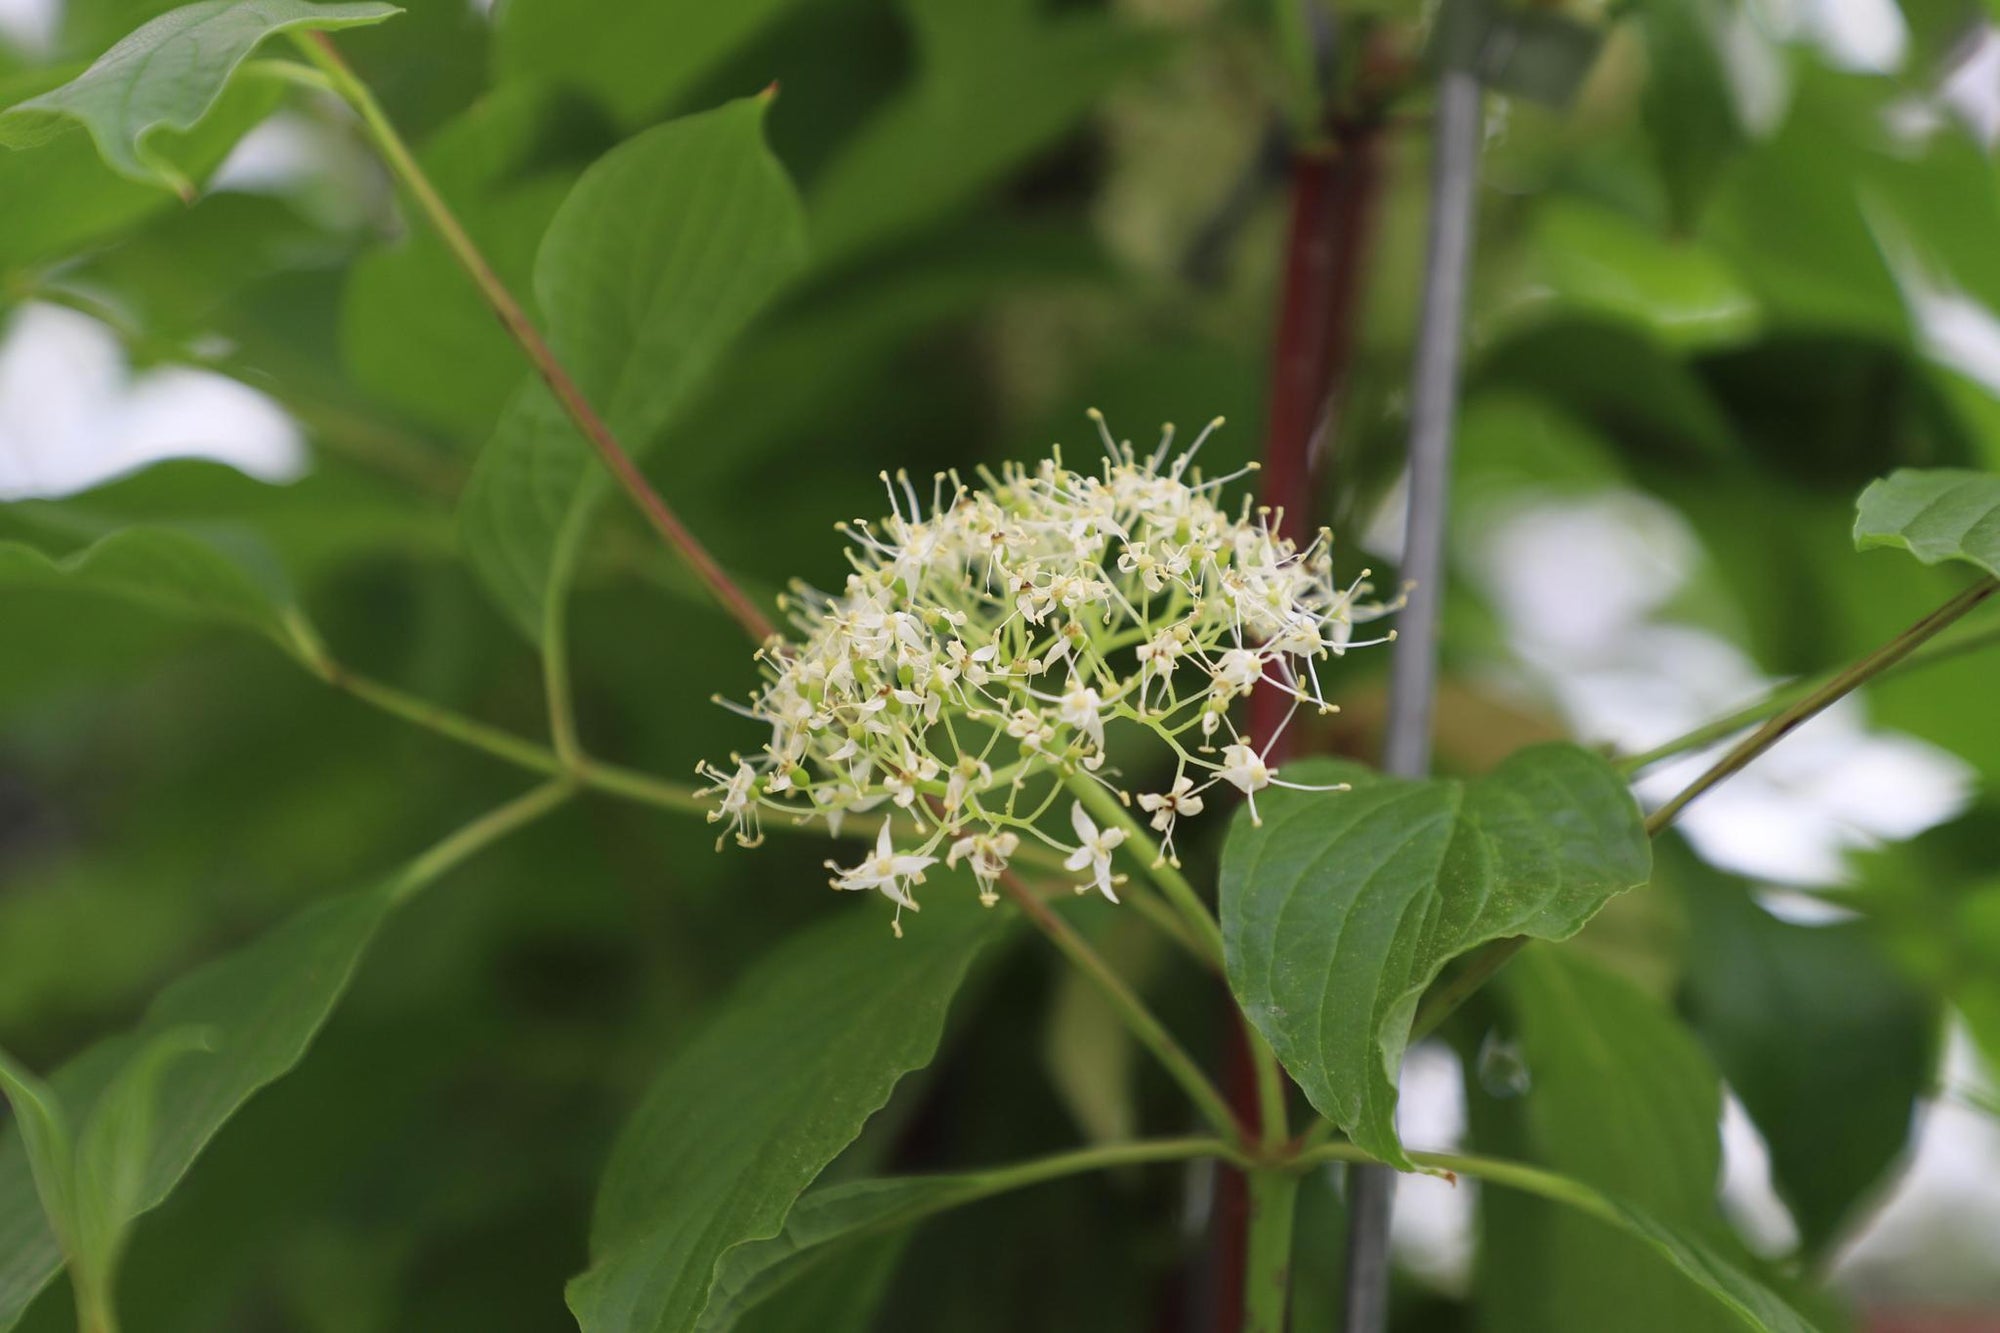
left=1214, top=117, right=1387, bottom=1333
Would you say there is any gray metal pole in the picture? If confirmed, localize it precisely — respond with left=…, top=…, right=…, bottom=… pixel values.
left=1341, top=58, right=1483, bottom=1333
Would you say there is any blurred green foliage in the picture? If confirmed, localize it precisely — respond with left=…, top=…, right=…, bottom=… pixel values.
left=1, top=0, right=1998, bottom=1328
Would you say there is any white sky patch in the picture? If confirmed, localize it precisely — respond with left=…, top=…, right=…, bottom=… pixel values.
left=1720, top=1090, right=1802, bottom=1256
left=0, top=0, right=56, bottom=56
left=0, top=302, right=305, bottom=500
left=1390, top=1041, right=1475, bottom=1292
left=1834, top=1021, right=2000, bottom=1305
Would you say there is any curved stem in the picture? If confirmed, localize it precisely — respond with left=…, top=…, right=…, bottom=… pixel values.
left=999, top=872, right=1243, bottom=1144
left=1644, top=577, right=1998, bottom=837
left=1242, top=1169, right=1301, bottom=1333
left=1618, top=601, right=2000, bottom=777
left=287, top=37, right=775, bottom=646
left=321, top=664, right=568, bottom=777
left=962, top=1136, right=1252, bottom=1193
left=388, top=778, right=575, bottom=905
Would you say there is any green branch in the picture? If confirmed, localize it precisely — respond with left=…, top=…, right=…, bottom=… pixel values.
left=1643, top=577, right=1998, bottom=836
left=1000, top=872, right=1243, bottom=1144
left=1617, top=607, right=2000, bottom=776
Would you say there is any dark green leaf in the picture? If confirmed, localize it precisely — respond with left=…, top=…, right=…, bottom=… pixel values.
left=0, top=884, right=396, bottom=1328
left=1634, top=0, right=1755, bottom=231
left=1474, top=947, right=1737, bottom=1332
left=1219, top=743, right=1650, bottom=1167
left=459, top=94, right=807, bottom=640
left=1854, top=468, right=2000, bottom=579
left=0, top=526, right=317, bottom=660
left=566, top=897, right=1003, bottom=1333
left=1680, top=855, right=1937, bottom=1255
left=494, top=0, right=812, bottom=128
left=807, top=0, right=1160, bottom=269
left=0, top=0, right=400, bottom=194
left=700, top=1175, right=969, bottom=1332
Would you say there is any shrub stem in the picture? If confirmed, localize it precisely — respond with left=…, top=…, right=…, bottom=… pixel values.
left=287, top=34, right=775, bottom=647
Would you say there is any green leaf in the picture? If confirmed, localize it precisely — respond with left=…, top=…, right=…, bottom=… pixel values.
left=0, top=526, right=317, bottom=661
left=459, top=94, right=807, bottom=640
left=0, top=884, right=397, bottom=1329
left=0, top=0, right=400, bottom=195
left=700, top=1176, right=968, bottom=1332
left=494, top=0, right=813, bottom=128
left=1854, top=468, right=2000, bottom=580
left=731, top=1229, right=908, bottom=1333
left=1219, top=743, right=1650, bottom=1168
left=1515, top=199, right=1759, bottom=352
left=1634, top=0, right=1762, bottom=231
left=566, top=897, right=1003, bottom=1333
left=1474, top=948, right=1738, bottom=1332
left=69, top=1026, right=215, bottom=1283
left=0, top=65, right=279, bottom=272
left=1679, top=855, right=1938, bottom=1256
left=1450, top=1153, right=1824, bottom=1333
left=807, top=0, right=1160, bottom=269
left=0, top=1050, right=76, bottom=1266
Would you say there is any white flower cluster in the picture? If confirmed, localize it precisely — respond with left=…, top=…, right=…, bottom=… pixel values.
left=698, top=415, right=1396, bottom=932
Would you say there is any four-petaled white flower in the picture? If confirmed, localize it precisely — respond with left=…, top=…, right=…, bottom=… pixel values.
left=827, top=821, right=939, bottom=936
left=1136, top=775, right=1205, bottom=867
left=1064, top=801, right=1128, bottom=903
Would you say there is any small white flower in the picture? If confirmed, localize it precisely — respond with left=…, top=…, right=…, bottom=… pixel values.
left=1211, top=647, right=1265, bottom=696
left=1057, top=683, right=1107, bottom=754
left=1064, top=801, right=1127, bottom=903
left=947, top=829, right=1019, bottom=906
left=1218, top=742, right=1275, bottom=824
left=1218, top=742, right=1274, bottom=794
left=827, top=821, right=939, bottom=936
left=1136, top=777, right=1202, bottom=828
left=1136, top=774, right=1205, bottom=867
left=698, top=759, right=763, bottom=849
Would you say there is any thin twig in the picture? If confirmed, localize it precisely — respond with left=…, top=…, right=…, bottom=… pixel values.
left=1643, top=577, right=1998, bottom=836
left=290, top=35, right=776, bottom=647
left=1616, top=610, right=2000, bottom=776
left=999, top=871, right=1243, bottom=1144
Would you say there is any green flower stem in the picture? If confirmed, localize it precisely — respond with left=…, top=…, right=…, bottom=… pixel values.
left=1000, top=873, right=1244, bottom=1143
left=1642, top=576, right=1998, bottom=837
left=960, top=1136, right=1252, bottom=1194
left=1616, top=605, right=2000, bottom=776
left=388, top=778, right=576, bottom=904
left=322, top=664, right=569, bottom=778
left=1063, top=774, right=1226, bottom=966
left=1060, top=776, right=1291, bottom=1149
left=1401, top=576, right=2000, bottom=1050
left=1242, top=1169, right=1302, bottom=1333
left=285, top=36, right=776, bottom=648
left=319, top=661, right=1101, bottom=875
